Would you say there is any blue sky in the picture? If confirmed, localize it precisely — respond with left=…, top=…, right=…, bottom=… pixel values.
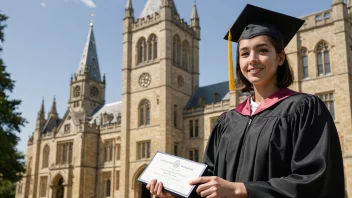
left=1, top=0, right=333, bottom=153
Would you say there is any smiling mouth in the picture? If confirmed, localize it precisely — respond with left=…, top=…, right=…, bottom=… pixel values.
left=247, top=68, right=263, bottom=73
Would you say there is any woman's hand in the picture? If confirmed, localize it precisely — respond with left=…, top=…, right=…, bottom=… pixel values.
left=146, top=179, right=177, bottom=198
left=190, top=176, right=248, bottom=198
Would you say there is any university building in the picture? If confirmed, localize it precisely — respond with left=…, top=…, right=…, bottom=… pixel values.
left=16, top=0, right=352, bottom=197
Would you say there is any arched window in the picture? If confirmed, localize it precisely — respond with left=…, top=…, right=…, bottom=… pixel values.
left=137, top=37, right=147, bottom=65
left=173, top=35, right=181, bottom=66
left=182, top=41, right=189, bottom=70
left=316, top=41, right=331, bottom=76
left=148, top=34, right=158, bottom=60
left=301, top=48, right=309, bottom=79
left=42, top=145, right=50, bottom=168
left=139, top=100, right=151, bottom=126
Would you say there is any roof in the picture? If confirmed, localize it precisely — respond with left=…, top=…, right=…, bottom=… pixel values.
left=41, top=116, right=61, bottom=134
left=185, top=81, right=230, bottom=110
left=139, top=0, right=179, bottom=19
left=89, top=101, right=122, bottom=125
left=76, top=24, right=102, bottom=82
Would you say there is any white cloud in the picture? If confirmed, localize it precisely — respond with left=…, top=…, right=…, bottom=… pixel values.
left=80, top=0, right=96, bottom=8
left=40, top=2, right=47, bottom=7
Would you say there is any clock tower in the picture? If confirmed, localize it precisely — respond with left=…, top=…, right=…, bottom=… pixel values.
left=69, top=22, right=105, bottom=117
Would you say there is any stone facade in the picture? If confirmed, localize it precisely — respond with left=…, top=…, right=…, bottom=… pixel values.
left=15, top=0, right=352, bottom=197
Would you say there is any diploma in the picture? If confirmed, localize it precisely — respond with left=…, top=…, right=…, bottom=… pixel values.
left=138, top=151, right=208, bottom=198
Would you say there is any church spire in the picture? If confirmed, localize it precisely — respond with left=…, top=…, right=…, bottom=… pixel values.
left=191, top=0, right=199, bottom=27
left=140, top=0, right=179, bottom=19
left=37, top=98, right=45, bottom=121
left=125, top=0, right=134, bottom=18
left=48, top=97, right=58, bottom=117
left=126, top=0, right=132, bottom=9
left=76, top=22, right=102, bottom=82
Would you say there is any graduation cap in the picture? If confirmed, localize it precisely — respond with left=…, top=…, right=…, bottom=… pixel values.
left=225, top=4, right=305, bottom=91
left=224, top=4, right=305, bottom=47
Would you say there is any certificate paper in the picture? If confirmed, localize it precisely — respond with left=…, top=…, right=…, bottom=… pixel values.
left=138, top=152, right=208, bottom=197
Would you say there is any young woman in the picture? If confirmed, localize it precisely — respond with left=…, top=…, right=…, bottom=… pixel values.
left=147, top=4, right=345, bottom=198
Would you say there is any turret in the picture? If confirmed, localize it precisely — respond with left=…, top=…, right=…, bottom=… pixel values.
left=191, top=0, right=200, bottom=39
left=48, top=97, right=58, bottom=118
left=125, top=0, right=134, bottom=19
left=35, top=99, right=46, bottom=131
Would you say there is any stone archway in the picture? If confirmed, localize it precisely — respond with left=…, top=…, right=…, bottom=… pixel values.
left=133, top=165, right=151, bottom=198
left=56, top=178, right=64, bottom=198
left=51, top=174, right=65, bottom=198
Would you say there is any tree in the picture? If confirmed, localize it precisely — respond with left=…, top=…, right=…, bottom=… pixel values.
left=0, top=11, right=27, bottom=183
left=0, top=180, right=16, bottom=198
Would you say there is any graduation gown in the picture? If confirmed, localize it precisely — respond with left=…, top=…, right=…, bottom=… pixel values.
left=201, top=88, right=345, bottom=198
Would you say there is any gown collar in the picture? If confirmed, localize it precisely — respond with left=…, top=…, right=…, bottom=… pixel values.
left=235, top=88, right=301, bottom=116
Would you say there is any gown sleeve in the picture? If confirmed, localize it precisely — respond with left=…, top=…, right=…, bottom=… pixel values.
left=202, top=112, right=227, bottom=177
left=243, top=95, right=345, bottom=198
left=188, top=112, right=228, bottom=198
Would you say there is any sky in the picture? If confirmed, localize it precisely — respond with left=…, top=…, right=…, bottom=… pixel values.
left=1, top=0, right=333, bottom=154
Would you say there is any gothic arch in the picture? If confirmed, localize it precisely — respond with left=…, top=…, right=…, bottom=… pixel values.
left=136, top=37, right=147, bottom=65
left=300, top=47, right=309, bottom=79
left=131, top=164, right=148, bottom=190
left=50, top=173, right=67, bottom=186
left=182, top=40, right=190, bottom=70
left=148, top=34, right=158, bottom=60
left=131, top=164, right=151, bottom=198
left=314, top=40, right=330, bottom=51
left=314, top=40, right=331, bottom=75
left=138, top=99, right=151, bottom=126
left=51, top=174, right=65, bottom=198
left=173, top=34, right=181, bottom=66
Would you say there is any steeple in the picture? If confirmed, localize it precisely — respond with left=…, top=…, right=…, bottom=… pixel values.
left=126, top=0, right=132, bottom=9
left=191, top=0, right=200, bottom=28
left=76, top=23, right=102, bottom=82
left=48, top=97, right=58, bottom=117
left=140, top=0, right=179, bottom=19
left=35, top=99, right=46, bottom=131
left=37, top=99, right=45, bottom=121
left=125, top=0, right=134, bottom=18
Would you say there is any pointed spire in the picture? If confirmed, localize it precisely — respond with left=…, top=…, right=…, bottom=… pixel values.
left=49, top=97, right=58, bottom=117
left=191, top=0, right=199, bottom=19
left=37, top=98, right=45, bottom=120
left=191, top=0, right=200, bottom=28
left=76, top=22, right=102, bottom=82
left=140, top=0, right=179, bottom=19
left=125, top=0, right=134, bottom=18
left=126, top=0, right=132, bottom=9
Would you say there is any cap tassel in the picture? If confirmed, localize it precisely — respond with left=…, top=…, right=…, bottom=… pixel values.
left=228, top=30, right=235, bottom=91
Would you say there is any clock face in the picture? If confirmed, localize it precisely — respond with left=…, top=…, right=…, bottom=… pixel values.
left=90, top=86, right=99, bottom=97
left=73, top=86, right=80, bottom=97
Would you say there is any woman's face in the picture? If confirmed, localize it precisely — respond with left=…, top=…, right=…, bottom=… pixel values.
left=238, top=35, right=285, bottom=88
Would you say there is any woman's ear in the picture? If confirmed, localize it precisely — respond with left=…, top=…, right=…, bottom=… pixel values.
left=278, top=50, right=286, bottom=66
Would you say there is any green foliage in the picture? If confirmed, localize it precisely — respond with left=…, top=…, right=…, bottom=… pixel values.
left=0, top=179, right=16, bottom=198
left=0, top=10, right=27, bottom=183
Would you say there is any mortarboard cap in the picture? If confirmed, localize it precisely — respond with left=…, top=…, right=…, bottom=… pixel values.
left=224, top=4, right=305, bottom=47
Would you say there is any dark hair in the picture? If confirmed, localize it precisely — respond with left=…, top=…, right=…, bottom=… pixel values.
left=236, top=36, right=294, bottom=93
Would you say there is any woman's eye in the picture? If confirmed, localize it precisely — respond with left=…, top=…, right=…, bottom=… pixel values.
left=259, top=49, right=269, bottom=53
left=240, top=52, right=249, bottom=57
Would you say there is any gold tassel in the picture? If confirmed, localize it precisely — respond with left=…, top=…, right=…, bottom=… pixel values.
left=228, top=30, right=235, bottom=91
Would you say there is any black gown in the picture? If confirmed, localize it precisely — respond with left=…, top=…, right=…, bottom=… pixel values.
left=199, top=88, right=345, bottom=198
